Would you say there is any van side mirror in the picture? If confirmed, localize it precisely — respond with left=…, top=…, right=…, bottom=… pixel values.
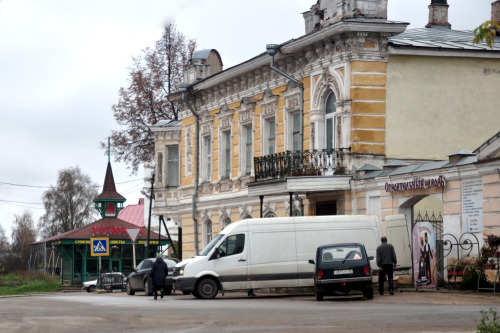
left=209, top=247, right=220, bottom=260
left=308, top=259, right=315, bottom=265
left=368, top=256, right=374, bottom=261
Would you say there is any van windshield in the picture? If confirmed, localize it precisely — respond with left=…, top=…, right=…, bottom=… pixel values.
left=199, top=234, right=225, bottom=256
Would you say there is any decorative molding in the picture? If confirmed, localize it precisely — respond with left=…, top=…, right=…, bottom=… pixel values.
left=259, top=89, right=279, bottom=120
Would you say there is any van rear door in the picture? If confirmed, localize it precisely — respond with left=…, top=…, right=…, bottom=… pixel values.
left=386, top=215, right=412, bottom=273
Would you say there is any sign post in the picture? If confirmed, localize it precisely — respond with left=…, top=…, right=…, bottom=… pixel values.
left=90, top=237, right=109, bottom=289
left=126, top=229, right=141, bottom=269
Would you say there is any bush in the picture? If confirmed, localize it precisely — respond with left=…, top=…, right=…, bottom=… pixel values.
left=0, top=271, right=60, bottom=295
left=461, top=267, right=489, bottom=290
left=477, top=307, right=500, bottom=333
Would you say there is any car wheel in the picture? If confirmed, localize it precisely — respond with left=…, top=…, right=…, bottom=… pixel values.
left=196, top=278, right=218, bottom=299
left=363, top=285, right=374, bottom=300
left=126, top=281, right=135, bottom=295
left=144, top=280, right=153, bottom=296
left=87, top=285, right=95, bottom=293
left=163, top=287, right=172, bottom=295
left=316, top=292, right=324, bottom=301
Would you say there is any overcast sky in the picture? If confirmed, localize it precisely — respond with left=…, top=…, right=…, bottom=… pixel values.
left=0, top=0, right=493, bottom=238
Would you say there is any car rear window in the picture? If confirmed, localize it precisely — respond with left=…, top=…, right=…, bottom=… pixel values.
left=321, top=246, right=363, bottom=262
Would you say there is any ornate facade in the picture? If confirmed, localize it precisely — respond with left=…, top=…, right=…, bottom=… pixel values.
left=152, top=0, right=500, bottom=263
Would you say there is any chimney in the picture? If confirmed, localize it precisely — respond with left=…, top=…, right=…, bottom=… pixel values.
left=426, top=0, right=451, bottom=29
left=493, top=1, right=500, bottom=23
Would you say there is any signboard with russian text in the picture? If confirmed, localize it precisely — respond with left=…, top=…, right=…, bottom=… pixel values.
left=462, top=179, right=483, bottom=232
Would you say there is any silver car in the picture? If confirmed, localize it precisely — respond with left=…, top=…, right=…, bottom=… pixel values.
left=82, top=272, right=127, bottom=293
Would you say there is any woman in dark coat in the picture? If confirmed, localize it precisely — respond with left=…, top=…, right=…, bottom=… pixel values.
left=150, top=255, right=168, bottom=300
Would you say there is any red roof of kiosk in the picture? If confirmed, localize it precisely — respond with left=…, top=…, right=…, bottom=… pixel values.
left=34, top=217, right=165, bottom=244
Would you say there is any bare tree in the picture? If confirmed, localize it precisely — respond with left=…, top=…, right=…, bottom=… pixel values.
left=38, top=166, right=99, bottom=239
left=0, top=224, right=10, bottom=273
left=11, top=211, right=37, bottom=271
left=104, top=23, right=197, bottom=174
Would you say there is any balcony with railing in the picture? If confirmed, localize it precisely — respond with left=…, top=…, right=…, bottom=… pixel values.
left=253, top=148, right=351, bottom=182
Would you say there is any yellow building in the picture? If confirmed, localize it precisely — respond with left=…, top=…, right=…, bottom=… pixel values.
left=152, top=0, right=500, bottom=269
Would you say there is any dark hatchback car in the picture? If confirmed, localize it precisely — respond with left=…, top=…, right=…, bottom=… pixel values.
left=126, top=258, right=177, bottom=296
left=309, top=243, right=374, bottom=301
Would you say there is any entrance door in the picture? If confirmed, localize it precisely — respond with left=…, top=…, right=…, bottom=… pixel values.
left=111, top=259, right=121, bottom=272
left=214, top=233, right=249, bottom=290
left=316, top=201, right=337, bottom=216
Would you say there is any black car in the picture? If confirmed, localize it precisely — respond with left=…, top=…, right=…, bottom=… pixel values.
left=309, top=243, right=374, bottom=301
left=126, top=258, right=177, bottom=296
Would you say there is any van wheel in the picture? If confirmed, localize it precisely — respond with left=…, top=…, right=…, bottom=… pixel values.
left=183, top=291, right=191, bottom=295
left=163, top=287, right=172, bottom=295
left=363, top=286, right=373, bottom=300
left=196, top=278, right=218, bottom=299
left=316, top=292, right=324, bottom=301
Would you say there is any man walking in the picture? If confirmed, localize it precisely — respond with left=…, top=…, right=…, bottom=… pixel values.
left=150, top=255, right=168, bottom=300
left=376, top=236, right=397, bottom=295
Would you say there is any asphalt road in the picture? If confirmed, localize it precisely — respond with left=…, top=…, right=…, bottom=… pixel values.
left=1, top=290, right=499, bottom=332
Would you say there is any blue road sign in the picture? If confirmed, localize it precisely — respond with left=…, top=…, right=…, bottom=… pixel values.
left=91, top=237, right=109, bottom=256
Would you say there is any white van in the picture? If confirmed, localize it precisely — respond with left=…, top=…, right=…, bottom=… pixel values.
left=173, top=215, right=409, bottom=299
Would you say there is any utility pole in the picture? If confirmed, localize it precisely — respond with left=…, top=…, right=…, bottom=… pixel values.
left=146, top=171, right=155, bottom=257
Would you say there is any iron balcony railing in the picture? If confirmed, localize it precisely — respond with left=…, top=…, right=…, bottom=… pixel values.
left=254, top=148, right=351, bottom=182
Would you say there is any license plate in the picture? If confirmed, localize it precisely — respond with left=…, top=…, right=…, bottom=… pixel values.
left=334, top=269, right=353, bottom=275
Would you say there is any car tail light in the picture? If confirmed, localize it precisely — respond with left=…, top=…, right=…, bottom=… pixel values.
left=317, top=269, right=324, bottom=279
left=363, top=266, right=370, bottom=276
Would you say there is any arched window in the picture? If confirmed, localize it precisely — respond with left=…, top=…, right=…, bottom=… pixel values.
left=221, top=217, right=231, bottom=230
left=204, top=219, right=213, bottom=246
left=325, top=92, right=336, bottom=151
left=264, top=211, right=276, bottom=218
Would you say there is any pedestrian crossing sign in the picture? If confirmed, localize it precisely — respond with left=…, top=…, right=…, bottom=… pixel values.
left=90, top=237, right=109, bottom=256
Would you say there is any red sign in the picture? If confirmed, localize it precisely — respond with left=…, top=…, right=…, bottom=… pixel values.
left=92, top=226, right=144, bottom=236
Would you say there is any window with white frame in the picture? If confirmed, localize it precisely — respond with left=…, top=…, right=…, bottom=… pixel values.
left=292, top=113, right=300, bottom=151
left=241, top=125, right=252, bottom=175
left=166, top=145, right=179, bottom=186
left=221, top=217, right=231, bottom=230
left=221, top=130, right=231, bottom=179
left=263, top=118, right=276, bottom=156
left=204, top=219, right=213, bottom=246
left=202, top=135, right=212, bottom=182
left=157, top=152, right=163, bottom=183
left=325, top=92, right=337, bottom=151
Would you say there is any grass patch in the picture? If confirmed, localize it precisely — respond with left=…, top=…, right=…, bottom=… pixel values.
left=0, top=272, right=61, bottom=296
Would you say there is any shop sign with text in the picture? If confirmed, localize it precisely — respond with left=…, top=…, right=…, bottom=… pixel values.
left=92, top=226, right=144, bottom=237
left=385, top=176, right=446, bottom=193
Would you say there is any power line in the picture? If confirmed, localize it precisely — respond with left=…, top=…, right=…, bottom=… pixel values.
left=0, top=178, right=144, bottom=190
left=0, top=199, right=45, bottom=210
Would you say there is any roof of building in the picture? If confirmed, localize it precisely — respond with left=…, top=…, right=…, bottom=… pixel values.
left=152, top=119, right=182, bottom=128
left=95, top=162, right=126, bottom=201
left=117, top=199, right=145, bottom=227
left=389, top=28, right=500, bottom=51
left=356, top=131, right=500, bottom=181
left=33, top=216, right=166, bottom=244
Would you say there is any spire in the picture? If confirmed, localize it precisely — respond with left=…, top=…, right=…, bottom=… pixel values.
left=94, top=160, right=126, bottom=218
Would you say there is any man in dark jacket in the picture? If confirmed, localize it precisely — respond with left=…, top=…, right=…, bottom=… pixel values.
left=376, top=236, right=397, bottom=296
left=150, top=255, right=168, bottom=300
